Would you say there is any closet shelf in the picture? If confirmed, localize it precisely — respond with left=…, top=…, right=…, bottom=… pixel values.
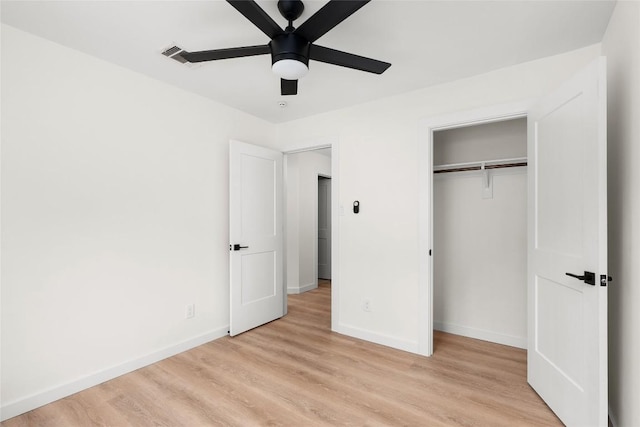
left=433, top=157, right=527, bottom=174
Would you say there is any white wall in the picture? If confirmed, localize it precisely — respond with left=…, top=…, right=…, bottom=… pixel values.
left=433, top=119, right=527, bottom=348
left=285, top=150, right=331, bottom=294
left=0, top=25, right=276, bottom=419
left=274, top=45, right=601, bottom=353
left=601, top=2, right=640, bottom=426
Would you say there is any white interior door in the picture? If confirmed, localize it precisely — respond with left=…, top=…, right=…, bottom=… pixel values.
left=528, top=58, right=608, bottom=426
left=318, top=177, right=332, bottom=280
left=229, top=140, right=284, bottom=336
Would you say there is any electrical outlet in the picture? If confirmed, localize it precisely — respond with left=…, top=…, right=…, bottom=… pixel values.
left=362, top=298, right=371, bottom=312
left=185, top=303, right=195, bottom=319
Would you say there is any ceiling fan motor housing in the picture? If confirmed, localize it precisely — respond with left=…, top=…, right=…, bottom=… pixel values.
left=269, top=32, right=310, bottom=67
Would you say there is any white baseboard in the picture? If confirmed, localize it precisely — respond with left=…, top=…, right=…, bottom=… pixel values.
left=434, top=321, right=527, bottom=349
left=333, top=323, right=419, bottom=354
left=0, top=326, right=229, bottom=422
left=287, top=282, right=317, bottom=294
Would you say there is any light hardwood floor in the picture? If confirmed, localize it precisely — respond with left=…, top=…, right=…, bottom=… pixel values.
left=2, top=281, right=561, bottom=426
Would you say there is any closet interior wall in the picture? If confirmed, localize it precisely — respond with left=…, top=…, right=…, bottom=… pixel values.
left=433, top=118, right=528, bottom=348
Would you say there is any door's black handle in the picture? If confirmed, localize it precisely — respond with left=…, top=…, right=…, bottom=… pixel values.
left=232, top=244, right=249, bottom=251
left=566, top=271, right=596, bottom=286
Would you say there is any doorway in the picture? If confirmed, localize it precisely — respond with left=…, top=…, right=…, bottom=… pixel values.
left=284, top=147, right=332, bottom=295
left=432, top=118, right=528, bottom=349
left=417, top=100, right=532, bottom=356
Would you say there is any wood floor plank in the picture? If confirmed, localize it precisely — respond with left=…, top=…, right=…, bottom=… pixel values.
left=1, top=281, right=561, bottom=426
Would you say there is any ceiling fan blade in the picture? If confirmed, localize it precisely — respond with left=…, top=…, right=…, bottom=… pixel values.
left=181, top=45, right=270, bottom=62
left=294, top=0, right=370, bottom=43
left=281, top=79, right=298, bottom=95
left=227, top=0, right=284, bottom=39
left=309, top=45, right=391, bottom=74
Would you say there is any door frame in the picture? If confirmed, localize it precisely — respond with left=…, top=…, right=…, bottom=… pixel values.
left=417, top=99, right=533, bottom=356
left=283, top=139, right=339, bottom=330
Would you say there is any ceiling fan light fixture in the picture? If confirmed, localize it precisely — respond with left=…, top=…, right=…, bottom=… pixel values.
left=272, top=59, right=309, bottom=80
left=270, top=32, right=310, bottom=80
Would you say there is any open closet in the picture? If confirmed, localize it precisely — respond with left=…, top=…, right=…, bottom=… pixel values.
left=433, top=117, right=528, bottom=349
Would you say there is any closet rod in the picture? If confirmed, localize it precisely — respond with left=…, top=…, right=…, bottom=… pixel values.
left=433, top=157, right=527, bottom=174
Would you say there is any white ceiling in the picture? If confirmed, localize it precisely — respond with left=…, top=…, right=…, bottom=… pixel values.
left=1, top=0, right=615, bottom=123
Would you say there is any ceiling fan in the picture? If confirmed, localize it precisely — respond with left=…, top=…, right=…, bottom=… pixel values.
left=179, top=0, right=391, bottom=96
